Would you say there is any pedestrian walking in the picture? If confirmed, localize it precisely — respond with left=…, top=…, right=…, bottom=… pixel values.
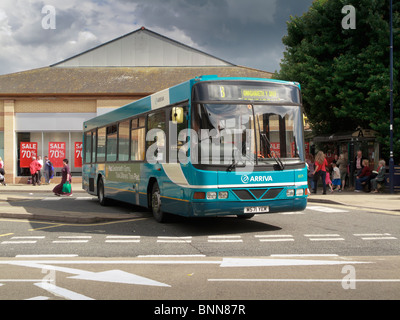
left=52, top=158, right=72, bottom=196
left=312, top=151, right=328, bottom=194
left=331, top=162, right=342, bottom=191
left=37, top=156, right=43, bottom=185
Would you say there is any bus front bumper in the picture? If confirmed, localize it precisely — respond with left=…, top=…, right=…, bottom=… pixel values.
left=190, top=198, right=307, bottom=217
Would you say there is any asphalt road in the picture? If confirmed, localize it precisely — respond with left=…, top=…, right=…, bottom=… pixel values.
left=0, top=194, right=399, bottom=301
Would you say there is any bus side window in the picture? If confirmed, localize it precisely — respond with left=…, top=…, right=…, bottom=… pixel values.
left=84, top=131, right=92, bottom=163
left=106, top=125, right=118, bottom=162
left=146, top=111, right=166, bottom=162
left=97, top=127, right=106, bottom=162
left=169, top=105, right=188, bottom=163
left=131, top=117, right=145, bottom=161
left=118, top=120, right=130, bottom=162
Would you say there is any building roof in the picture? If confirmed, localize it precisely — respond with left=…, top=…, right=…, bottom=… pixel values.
left=0, top=27, right=273, bottom=97
left=52, top=27, right=234, bottom=68
left=0, top=66, right=273, bottom=97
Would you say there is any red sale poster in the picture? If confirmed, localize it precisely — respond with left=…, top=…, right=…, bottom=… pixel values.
left=49, top=142, right=66, bottom=168
left=20, top=142, right=37, bottom=168
left=74, top=142, right=83, bottom=168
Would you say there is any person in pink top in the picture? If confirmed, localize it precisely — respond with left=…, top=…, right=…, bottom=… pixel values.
left=312, top=151, right=328, bottom=194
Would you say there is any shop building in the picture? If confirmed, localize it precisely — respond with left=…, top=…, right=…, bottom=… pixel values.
left=0, top=27, right=272, bottom=184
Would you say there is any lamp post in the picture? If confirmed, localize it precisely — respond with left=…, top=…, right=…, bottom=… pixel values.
left=389, top=0, right=394, bottom=194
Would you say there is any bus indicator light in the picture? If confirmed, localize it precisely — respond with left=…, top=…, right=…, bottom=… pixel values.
left=194, top=192, right=206, bottom=199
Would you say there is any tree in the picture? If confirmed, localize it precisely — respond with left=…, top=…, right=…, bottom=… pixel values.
left=275, top=0, right=400, bottom=161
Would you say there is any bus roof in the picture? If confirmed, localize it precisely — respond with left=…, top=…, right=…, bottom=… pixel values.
left=83, top=75, right=300, bottom=131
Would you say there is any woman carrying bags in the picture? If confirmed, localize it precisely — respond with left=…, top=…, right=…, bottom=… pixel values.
left=53, top=158, right=72, bottom=196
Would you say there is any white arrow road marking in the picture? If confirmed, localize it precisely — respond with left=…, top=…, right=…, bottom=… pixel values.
left=68, top=270, right=170, bottom=287
left=25, top=296, right=50, bottom=300
left=34, top=282, right=94, bottom=300
left=8, top=261, right=170, bottom=287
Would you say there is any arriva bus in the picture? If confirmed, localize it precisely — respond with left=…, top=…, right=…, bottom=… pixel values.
left=82, top=75, right=308, bottom=222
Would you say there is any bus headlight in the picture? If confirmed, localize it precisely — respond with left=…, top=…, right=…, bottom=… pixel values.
left=207, top=192, right=217, bottom=200
left=218, top=191, right=228, bottom=199
left=286, top=189, right=295, bottom=197
left=296, top=189, right=304, bottom=196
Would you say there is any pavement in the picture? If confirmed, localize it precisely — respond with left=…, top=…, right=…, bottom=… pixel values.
left=0, top=183, right=139, bottom=223
left=0, top=183, right=399, bottom=223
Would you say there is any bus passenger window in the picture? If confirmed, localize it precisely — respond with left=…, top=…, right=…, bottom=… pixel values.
left=146, top=112, right=166, bottom=162
left=118, top=120, right=130, bottom=161
left=106, top=125, right=118, bottom=162
left=170, top=106, right=188, bottom=163
left=84, top=131, right=92, bottom=163
left=97, top=127, right=106, bottom=162
left=131, top=118, right=145, bottom=161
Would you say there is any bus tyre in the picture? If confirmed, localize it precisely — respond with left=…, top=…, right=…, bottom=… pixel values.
left=237, top=213, right=255, bottom=219
left=151, top=182, right=168, bottom=223
left=98, top=178, right=108, bottom=206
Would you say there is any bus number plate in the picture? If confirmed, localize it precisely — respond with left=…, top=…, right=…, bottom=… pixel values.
left=244, top=206, right=269, bottom=213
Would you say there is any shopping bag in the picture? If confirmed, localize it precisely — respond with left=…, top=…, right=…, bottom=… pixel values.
left=62, top=182, right=71, bottom=193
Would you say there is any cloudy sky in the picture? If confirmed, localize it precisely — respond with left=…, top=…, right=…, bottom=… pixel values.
left=0, top=0, right=314, bottom=76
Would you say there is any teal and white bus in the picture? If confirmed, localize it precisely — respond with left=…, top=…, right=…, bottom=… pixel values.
left=82, top=75, right=308, bottom=222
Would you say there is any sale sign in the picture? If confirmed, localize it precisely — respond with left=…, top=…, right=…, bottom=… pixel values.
left=20, top=142, right=37, bottom=168
left=74, top=142, right=83, bottom=168
left=49, top=142, right=66, bottom=168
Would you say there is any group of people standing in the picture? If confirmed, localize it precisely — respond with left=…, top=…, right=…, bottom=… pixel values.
left=29, top=156, right=72, bottom=196
left=29, top=156, right=54, bottom=186
left=307, top=150, right=386, bottom=194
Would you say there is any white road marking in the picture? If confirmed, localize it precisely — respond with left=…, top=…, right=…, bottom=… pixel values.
left=208, top=278, right=400, bottom=283
left=15, top=254, right=79, bottom=258
left=208, top=235, right=243, bottom=243
left=34, top=282, right=94, bottom=300
left=25, top=296, right=50, bottom=300
left=255, top=234, right=294, bottom=242
left=1, top=241, right=37, bottom=244
left=157, top=236, right=192, bottom=243
left=353, top=233, right=397, bottom=240
left=305, top=234, right=345, bottom=241
left=307, top=206, right=349, bottom=213
left=53, top=240, right=89, bottom=243
left=58, top=236, right=92, bottom=239
left=11, top=236, right=45, bottom=239
left=219, top=257, right=369, bottom=267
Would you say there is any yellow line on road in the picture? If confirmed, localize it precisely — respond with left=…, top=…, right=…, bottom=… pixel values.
left=0, top=233, right=14, bottom=237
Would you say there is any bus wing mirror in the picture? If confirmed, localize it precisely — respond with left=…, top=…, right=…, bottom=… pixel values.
left=172, top=107, right=184, bottom=124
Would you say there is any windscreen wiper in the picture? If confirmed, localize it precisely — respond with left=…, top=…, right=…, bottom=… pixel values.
left=256, top=115, right=285, bottom=170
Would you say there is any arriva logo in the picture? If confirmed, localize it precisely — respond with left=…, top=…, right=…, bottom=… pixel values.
left=241, top=175, right=273, bottom=183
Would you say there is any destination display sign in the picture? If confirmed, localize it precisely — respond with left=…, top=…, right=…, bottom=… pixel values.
left=193, top=82, right=300, bottom=104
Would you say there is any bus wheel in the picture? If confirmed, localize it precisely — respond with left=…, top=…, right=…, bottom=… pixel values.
left=237, top=213, right=255, bottom=219
left=98, top=178, right=108, bottom=206
left=151, top=182, right=168, bottom=223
